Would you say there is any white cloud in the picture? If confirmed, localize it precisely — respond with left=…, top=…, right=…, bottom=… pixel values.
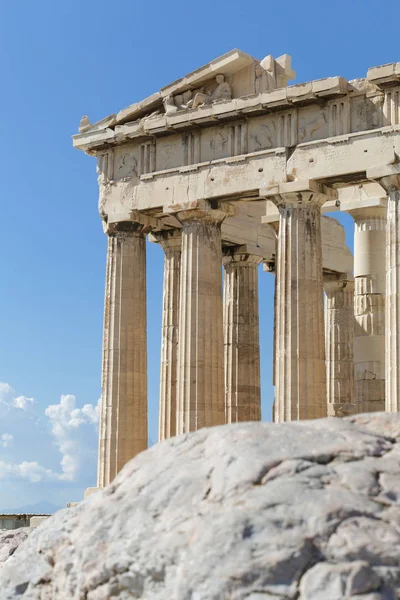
left=0, top=383, right=99, bottom=486
left=0, top=382, right=36, bottom=414
left=1, top=433, right=13, bottom=448
left=0, top=382, right=15, bottom=404
left=0, top=460, right=60, bottom=483
left=11, top=396, right=36, bottom=410
left=1, top=433, right=14, bottom=448
left=45, top=395, right=100, bottom=481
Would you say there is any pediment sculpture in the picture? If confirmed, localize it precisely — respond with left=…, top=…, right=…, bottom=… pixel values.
left=163, top=74, right=232, bottom=114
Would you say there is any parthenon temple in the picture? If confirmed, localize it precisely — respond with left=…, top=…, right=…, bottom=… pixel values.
left=73, top=49, right=400, bottom=487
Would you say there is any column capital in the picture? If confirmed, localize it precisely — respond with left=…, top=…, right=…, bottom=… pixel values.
left=340, top=194, right=387, bottom=214
left=165, top=199, right=236, bottom=224
left=341, top=204, right=387, bottom=225
left=104, top=210, right=160, bottom=236
left=104, top=221, right=147, bottom=237
left=367, top=164, right=400, bottom=192
left=380, top=175, right=400, bottom=194
left=104, top=213, right=160, bottom=237
left=260, top=179, right=338, bottom=207
left=222, top=245, right=264, bottom=267
left=148, top=229, right=182, bottom=251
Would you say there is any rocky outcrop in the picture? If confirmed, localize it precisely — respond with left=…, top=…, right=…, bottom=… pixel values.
left=0, top=529, right=30, bottom=567
left=1, top=413, right=400, bottom=599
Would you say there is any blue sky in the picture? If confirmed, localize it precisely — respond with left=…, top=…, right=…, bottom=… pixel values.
left=0, top=0, right=398, bottom=509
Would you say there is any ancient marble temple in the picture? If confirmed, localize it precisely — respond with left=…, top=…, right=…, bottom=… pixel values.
left=73, top=49, right=400, bottom=487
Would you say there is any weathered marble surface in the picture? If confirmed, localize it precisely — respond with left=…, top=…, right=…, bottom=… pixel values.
left=0, top=529, right=30, bottom=567
left=1, top=413, right=400, bottom=599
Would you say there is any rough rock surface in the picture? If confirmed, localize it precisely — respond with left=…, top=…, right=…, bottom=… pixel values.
left=1, top=413, right=400, bottom=599
left=0, top=529, right=30, bottom=567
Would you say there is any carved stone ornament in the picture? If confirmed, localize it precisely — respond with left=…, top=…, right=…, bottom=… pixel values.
left=163, top=75, right=232, bottom=115
left=79, top=115, right=91, bottom=132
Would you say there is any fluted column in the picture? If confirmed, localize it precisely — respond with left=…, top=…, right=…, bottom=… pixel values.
left=380, top=175, right=400, bottom=412
left=98, top=222, right=147, bottom=487
left=324, top=276, right=355, bottom=416
left=150, top=230, right=181, bottom=441
left=264, top=181, right=334, bottom=421
left=174, top=204, right=232, bottom=434
left=343, top=204, right=386, bottom=413
left=223, top=247, right=262, bottom=423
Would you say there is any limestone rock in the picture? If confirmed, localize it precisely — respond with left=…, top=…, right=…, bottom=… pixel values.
left=0, top=529, right=31, bottom=566
left=1, top=413, right=400, bottom=599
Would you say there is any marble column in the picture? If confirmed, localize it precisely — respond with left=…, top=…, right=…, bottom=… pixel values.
left=380, top=176, right=400, bottom=412
left=265, top=181, right=333, bottom=421
left=98, top=222, right=147, bottom=487
left=343, top=204, right=386, bottom=413
left=223, top=247, right=262, bottom=423
left=150, top=230, right=181, bottom=441
left=175, top=206, right=230, bottom=434
left=324, top=276, right=355, bottom=416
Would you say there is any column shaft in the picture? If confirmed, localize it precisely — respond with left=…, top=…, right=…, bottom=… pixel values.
left=384, top=183, right=400, bottom=411
left=350, top=207, right=386, bottom=413
left=325, top=278, right=355, bottom=416
left=176, top=214, right=225, bottom=434
left=272, top=193, right=327, bottom=421
left=157, top=232, right=181, bottom=440
left=98, top=224, right=147, bottom=487
left=223, top=252, right=262, bottom=423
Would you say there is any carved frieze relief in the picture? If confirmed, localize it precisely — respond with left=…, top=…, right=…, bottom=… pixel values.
left=96, top=85, right=398, bottom=187
left=248, top=116, right=277, bottom=152
left=297, top=106, right=328, bottom=143
left=115, top=152, right=138, bottom=181
left=209, top=127, right=230, bottom=161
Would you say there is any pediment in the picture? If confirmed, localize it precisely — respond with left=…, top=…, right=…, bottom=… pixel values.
left=76, top=49, right=296, bottom=137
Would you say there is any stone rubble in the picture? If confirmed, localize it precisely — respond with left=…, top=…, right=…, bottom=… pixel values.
left=0, top=412, right=399, bottom=599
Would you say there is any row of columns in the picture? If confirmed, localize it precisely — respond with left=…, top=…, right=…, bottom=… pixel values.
left=269, top=177, right=400, bottom=422
left=97, top=176, right=400, bottom=486
left=98, top=205, right=262, bottom=486
left=156, top=207, right=263, bottom=440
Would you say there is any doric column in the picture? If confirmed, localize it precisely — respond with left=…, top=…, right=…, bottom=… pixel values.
left=378, top=175, right=400, bottom=412
left=342, top=202, right=386, bottom=413
left=223, top=246, right=262, bottom=423
left=171, top=202, right=234, bottom=434
left=263, top=181, right=335, bottom=421
left=98, top=221, right=147, bottom=487
left=149, top=230, right=181, bottom=441
left=324, top=275, right=355, bottom=416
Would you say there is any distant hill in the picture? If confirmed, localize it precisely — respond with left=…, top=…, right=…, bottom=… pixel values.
left=0, top=501, right=62, bottom=515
